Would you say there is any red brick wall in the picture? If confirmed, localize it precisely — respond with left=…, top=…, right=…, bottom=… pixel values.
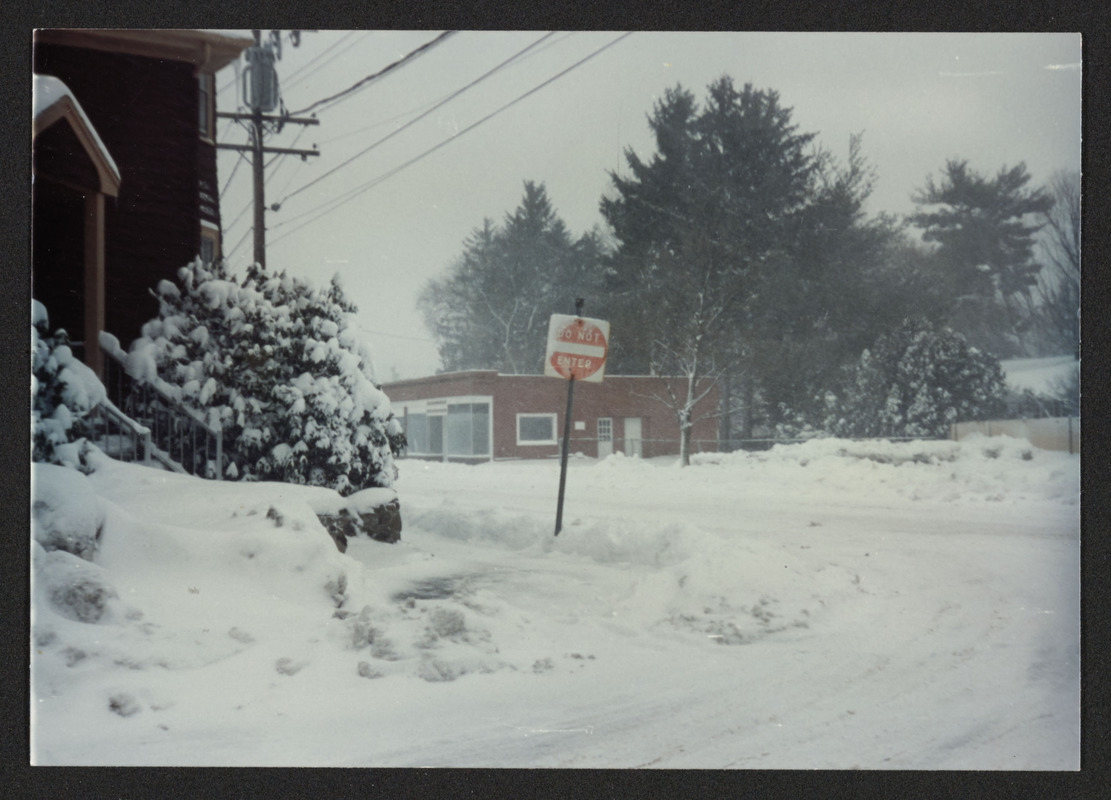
left=383, top=372, right=719, bottom=461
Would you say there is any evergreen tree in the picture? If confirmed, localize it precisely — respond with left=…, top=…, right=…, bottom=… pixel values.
left=32, top=300, right=106, bottom=466
left=745, top=135, right=914, bottom=434
left=600, top=78, right=819, bottom=463
left=824, top=317, right=1006, bottom=439
left=910, top=160, right=1052, bottom=356
left=418, top=181, right=606, bottom=373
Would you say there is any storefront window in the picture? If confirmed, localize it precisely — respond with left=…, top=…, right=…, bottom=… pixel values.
left=405, top=403, right=488, bottom=457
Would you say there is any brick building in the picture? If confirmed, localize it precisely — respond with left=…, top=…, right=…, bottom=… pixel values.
left=381, top=371, right=720, bottom=462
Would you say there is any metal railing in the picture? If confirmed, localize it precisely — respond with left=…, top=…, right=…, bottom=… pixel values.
left=86, top=396, right=152, bottom=465
left=99, top=333, right=225, bottom=479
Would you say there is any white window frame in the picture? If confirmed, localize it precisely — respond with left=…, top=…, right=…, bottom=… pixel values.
left=517, top=413, right=558, bottom=446
left=198, top=72, right=216, bottom=142
left=401, top=396, right=493, bottom=459
left=200, top=221, right=220, bottom=264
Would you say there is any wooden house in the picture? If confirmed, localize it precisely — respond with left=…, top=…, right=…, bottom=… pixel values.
left=32, top=29, right=252, bottom=377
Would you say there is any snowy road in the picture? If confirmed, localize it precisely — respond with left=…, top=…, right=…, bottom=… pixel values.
left=31, top=438, right=1079, bottom=768
left=339, top=450, right=1079, bottom=768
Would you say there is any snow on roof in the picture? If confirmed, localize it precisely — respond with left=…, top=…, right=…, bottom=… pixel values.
left=202, top=30, right=254, bottom=42
left=33, top=74, right=120, bottom=186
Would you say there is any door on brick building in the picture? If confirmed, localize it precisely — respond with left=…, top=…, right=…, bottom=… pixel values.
left=597, top=417, right=613, bottom=459
left=624, top=417, right=643, bottom=457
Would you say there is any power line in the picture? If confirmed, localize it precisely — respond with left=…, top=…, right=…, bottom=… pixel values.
left=222, top=197, right=254, bottom=241
left=226, top=224, right=254, bottom=262
left=274, top=32, right=555, bottom=209
left=290, top=31, right=457, bottom=117
left=220, top=151, right=249, bottom=198
left=281, top=31, right=366, bottom=91
left=269, top=32, right=633, bottom=246
left=315, top=33, right=578, bottom=148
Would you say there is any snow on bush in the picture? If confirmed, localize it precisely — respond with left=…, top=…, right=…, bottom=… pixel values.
left=824, top=317, right=1007, bottom=438
left=32, top=301, right=106, bottom=466
left=127, top=259, right=406, bottom=493
left=33, top=543, right=126, bottom=624
left=32, top=462, right=105, bottom=560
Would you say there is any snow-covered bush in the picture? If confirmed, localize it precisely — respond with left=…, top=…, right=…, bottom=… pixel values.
left=128, top=259, right=405, bottom=493
left=32, top=300, right=106, bottom=466
left=32, top=462, right=105, bottom=560
left=824, top=317, right=1007, bottom=438
left=33, top=543, right=126, bottom=624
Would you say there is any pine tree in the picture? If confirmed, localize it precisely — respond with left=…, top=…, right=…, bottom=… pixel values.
left=419, top=181, right=606, bottom=373
left=600, top=78, right=819, bottom=463
left=910, top=160, right=1053, bottom=356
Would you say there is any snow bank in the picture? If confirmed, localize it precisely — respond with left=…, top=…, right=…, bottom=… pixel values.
left=690, top=435, right=1077, bottom=506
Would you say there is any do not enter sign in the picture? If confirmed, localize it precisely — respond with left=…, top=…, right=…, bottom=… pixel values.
left=544, top=314, right=610, bottom=382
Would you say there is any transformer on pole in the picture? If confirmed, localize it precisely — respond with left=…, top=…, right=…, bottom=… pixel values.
left=217, top=30, right=319, bottom=269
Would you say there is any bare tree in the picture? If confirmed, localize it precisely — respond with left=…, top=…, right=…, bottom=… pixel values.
left=1032, top=170, right=1080, bottom=358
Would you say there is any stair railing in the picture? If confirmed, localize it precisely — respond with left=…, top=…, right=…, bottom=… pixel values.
left=99, top=333, right=224, bottom=480
left=87, top=395, right=153, bottom=466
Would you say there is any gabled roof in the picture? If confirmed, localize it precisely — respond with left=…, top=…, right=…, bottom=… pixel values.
left=32, top=74, right=120, bottom=196
left=34, top=29, right=253, bottom=74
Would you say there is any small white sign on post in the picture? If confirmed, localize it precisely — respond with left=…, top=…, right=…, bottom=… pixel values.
left=544, top=314, right=610, bottom=383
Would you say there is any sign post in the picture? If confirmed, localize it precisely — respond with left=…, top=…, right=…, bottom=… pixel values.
left=546, top=300, right=610, bottom=536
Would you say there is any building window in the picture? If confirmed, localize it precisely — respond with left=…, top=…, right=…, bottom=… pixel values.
left=447, top=403, right=490, bottom=456
left=597, top=417, right=613, bottom=444
left=200, top=225, right=220, bottom=264
left=198, top=73, right=215, bottom=140
left=405, top=403, right=489, bottom=458
left=517, top=413, right=557, bottom=446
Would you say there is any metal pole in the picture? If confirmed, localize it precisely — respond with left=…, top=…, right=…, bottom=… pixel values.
left=554, top=297, right=585, bottom=537
left=554, top=375, right=576, bottom=536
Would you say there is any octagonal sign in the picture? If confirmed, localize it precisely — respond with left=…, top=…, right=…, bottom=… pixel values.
left=544, top=314, right=610, bottom=382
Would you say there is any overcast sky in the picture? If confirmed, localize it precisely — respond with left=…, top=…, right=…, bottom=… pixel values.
left=214, top=31, right=1081, bottom=381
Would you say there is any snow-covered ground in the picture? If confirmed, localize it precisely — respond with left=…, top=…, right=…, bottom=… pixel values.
left=1001, top=355, right=1078, bottom=396
left=30, top=436, right=1079, bottom=768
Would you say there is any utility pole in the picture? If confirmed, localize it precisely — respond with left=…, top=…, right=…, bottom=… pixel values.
left=216, top=29, right=319, bottom=269
left=251, top=32, right=266, bottom=269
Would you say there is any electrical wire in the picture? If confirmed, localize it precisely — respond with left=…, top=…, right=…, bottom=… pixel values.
left=225, top=224, right=254, bottom=262
left=269, top=32, right=633, bottom=246
left=316, top=33, right=578, bottom=148
left=222, top=197, right=254, bottom=240
left=274, top=31, right=557, bottom=210
left=281, top=31, right=365, bottom=91
left=289, top=31, right=457, bottom=117
left=220, top=152, right=249, bottom=198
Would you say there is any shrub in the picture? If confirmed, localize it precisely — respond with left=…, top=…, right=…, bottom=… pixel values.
left=31, top=301, right=105, bottom=466
left=825, top=317, right=1007, bottom=438
left=128, top=259, right=405, bottom=493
